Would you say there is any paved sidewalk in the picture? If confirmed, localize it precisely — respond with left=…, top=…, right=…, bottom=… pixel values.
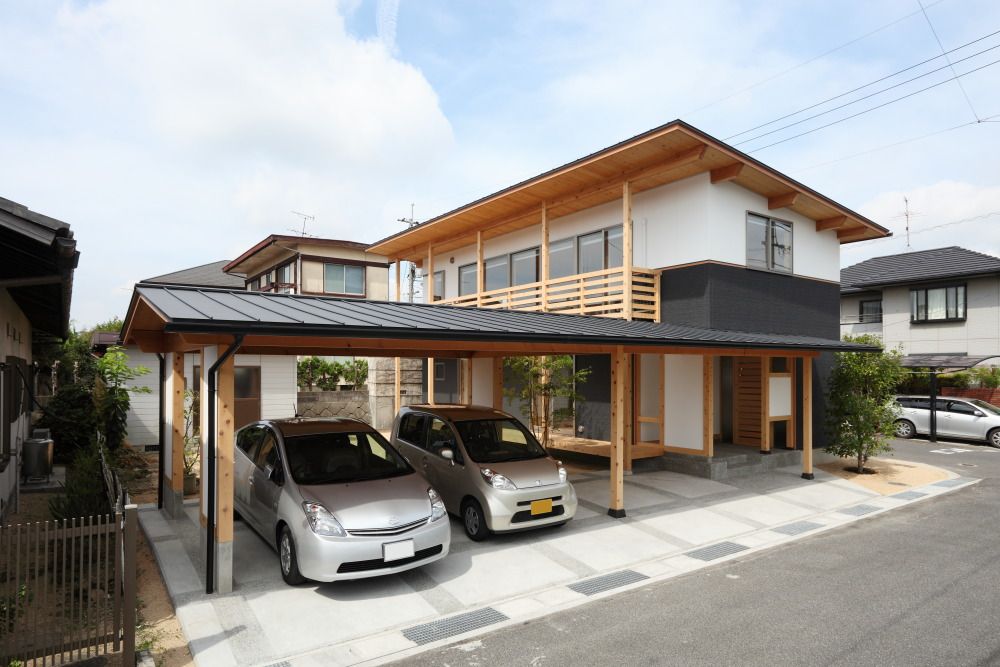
left=138, top=464, right=977, bottom=667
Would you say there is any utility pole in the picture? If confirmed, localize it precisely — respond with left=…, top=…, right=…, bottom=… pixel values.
left=397, top=204, right=419, bottom=302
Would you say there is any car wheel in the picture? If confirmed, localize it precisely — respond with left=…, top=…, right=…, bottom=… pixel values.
left=461, top=499, right=490, bottom=541
left=988, top=428, right=1000, bottom=449
left=278, top=526, right=306, bottom=585
left=894, top=419, right=915, bottom=439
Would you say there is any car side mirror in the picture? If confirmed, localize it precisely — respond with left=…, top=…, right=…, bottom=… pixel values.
left=440, top=447, right=455, bottom=465
left=268, top=465, right=284, bottom=486
left=974, top=410, right=985, bottom=417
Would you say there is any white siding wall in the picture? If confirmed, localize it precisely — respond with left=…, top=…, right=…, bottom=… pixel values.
left=880, top=277, right=1000, bottom=355
left=123, top=348, right=160, bottom=448
left=839, top=293, right=884, bottom=339
left=663, top=355, right=703, bottom=450
left=425, top=172, right=842, bottom=299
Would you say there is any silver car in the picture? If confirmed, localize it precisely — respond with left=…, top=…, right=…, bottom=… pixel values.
left=390, top=405, right=578, bottom=541
left=233, top=418, right=450, bottom=585
left=894, top=395, right=1000, bottom=447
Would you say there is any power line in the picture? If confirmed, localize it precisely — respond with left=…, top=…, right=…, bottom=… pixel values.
left=725, top=28, right=1000, bottom=141
left=681, top=0, right=949, bottom=118
left=848, top=210, right=1000, bottom=248
left=919, top=0, right=981, bottom=121
left=792, top=112, right=1000, bottom=172
left=743, top=56, right=1000, bottom=153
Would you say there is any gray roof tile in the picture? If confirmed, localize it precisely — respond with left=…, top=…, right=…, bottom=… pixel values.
left=143, top=260, right=245, bottom=288
left=841, top=246, right=1000, bottom=293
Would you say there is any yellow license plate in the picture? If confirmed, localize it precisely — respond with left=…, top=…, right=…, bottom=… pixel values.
left=530, top=499, right=553, bottom=515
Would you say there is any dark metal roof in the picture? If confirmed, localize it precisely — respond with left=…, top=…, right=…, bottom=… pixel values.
left=130, top=284, right=875, bottom=352
left=841, top=247, right=1000, bottom=294
left=143, top=260, right=245, bottom=289
left=0, top=196, right=78, bottom=338
left=900, top=354, right=1000, bottom=369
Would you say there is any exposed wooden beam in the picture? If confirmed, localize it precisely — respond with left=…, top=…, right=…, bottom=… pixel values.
left=703, top=355, right=714, bottom=457
left=168, top=352, right=185, bottom=516
left=802, top=359, right=814, bottom=479
left=394, top=258, right=401, bottom=302
left=768, top=192, right=799, bottom=210
left=815, top=215, right=848, bottom=232
left=0, top=274, right=63, bottom=288
left=609, top=346, right=626, bottom=517
left=540, top=204, right=549, bottom=311
left=492, top=357, right=504, bottom=409
left=215, top=346, right=236, bottom=594
left=476, top=230, right=484, bottom=307
left=623, top=181, right=633, bottom=321
left=710, top=163, right=744, bottom=184
left=837, top=226, right=872, bottom=241
left=426, top=244, right=434, bottom=302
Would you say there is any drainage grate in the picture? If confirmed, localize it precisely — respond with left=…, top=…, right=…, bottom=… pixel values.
left=568, top=569, right=648, bottom=596
left=685, top=541, right=749, bottom=562
left=402, top=607, right=508, bottom=645
left=838, top=504, right=880, bottom=517
left=934, top=478, right=968, bottom=487
left=891, top=490, right=927, bottom=501
left=771, top=520, right=823, bottom=536
left=263, top=662, right=291, bottom=667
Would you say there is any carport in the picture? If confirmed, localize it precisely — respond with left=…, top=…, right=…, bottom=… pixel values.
left=121, top=283, right=872, bottom=593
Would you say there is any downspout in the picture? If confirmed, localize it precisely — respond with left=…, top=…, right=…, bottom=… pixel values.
left=206, top=335, right=244, bottom=594
left=929, top=369, right=939, bottom=443
left=157, top=353, right=165, bottom=511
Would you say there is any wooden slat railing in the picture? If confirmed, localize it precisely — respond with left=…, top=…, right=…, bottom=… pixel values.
left=439, top=267, right=660, bottom=321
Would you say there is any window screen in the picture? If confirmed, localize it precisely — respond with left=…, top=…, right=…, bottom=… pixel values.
left=459, top=264, right=478, bottom=296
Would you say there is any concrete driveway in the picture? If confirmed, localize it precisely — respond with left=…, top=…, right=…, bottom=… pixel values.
left=138, top=463, right=975, bottom=666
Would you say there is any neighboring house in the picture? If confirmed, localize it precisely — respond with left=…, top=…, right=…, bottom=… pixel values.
left=840, top=246, right=1000, bottom=358
left=0, top=196, right=78, bottom=521
left=369, top=119, right=888, bottom=452
left=112, top=260, right=297, bottom=450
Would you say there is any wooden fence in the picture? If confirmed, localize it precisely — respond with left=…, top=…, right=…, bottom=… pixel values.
left=0, top=447, right=136, bottom=666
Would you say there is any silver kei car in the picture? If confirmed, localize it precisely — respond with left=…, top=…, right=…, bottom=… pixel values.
left=390, top=405, right=578, bottom=541
left=233, top=418, right=450, bottom=585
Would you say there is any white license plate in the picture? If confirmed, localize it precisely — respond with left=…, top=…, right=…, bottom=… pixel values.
left=383, top=539, right=415, bottom=562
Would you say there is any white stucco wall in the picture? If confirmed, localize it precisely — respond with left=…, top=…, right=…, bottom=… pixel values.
left=470, top=357, right=494, bottom=406
left=663, top=355, right=704, bottom=450
left=425, top=172, right=842, bottom=300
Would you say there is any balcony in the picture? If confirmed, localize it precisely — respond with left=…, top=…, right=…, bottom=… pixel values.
left=438, top=266, right=661, bottom=321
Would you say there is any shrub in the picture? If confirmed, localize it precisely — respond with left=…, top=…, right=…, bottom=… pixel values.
left=49, top=443, right=110, bottom=520
left=37, top=382, right=98, bottom=463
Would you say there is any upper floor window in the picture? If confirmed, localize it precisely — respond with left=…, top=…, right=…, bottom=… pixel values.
left=859, top=299, right=883, bottom=323
left=276, top=263, right=292, bottom=284
left=549, top=237, right=575, bottom=279
left=577, top=225, right=623, bottom=274
left=324, top=263, right=365, bottom=295
left=432, top=270, right=445, bottom=301
left=511, top=247, right=539, bottom=286
left=911, top=285, right=965, bottom=322
left=458, top=264, right=477, bottom=296
left=747, top=213, right=792, bottom=274
left=248, top=278, right=260, bottom=291
left=484, top=255, right=509, bottom=291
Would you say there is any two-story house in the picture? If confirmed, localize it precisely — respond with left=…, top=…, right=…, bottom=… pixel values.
left=840, top=246, right=1000, bottom=360
left=0, top=196, right=78, bottom=521
left=369, top=120, right=888, bottom=462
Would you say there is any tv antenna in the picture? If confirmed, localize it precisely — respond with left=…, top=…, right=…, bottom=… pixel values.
left=891, top=197, right=920, bottom=251
left=290, top=211, right=316, bottom=237
left=397, top=204, right=419, bottom=302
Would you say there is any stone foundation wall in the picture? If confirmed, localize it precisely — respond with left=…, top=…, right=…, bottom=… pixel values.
left=297, top=390, right=371, bottom=422
left=368, top=357, right=426, bottom=430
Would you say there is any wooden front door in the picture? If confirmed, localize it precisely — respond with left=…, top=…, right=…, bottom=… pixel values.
left=733, top=357, right=763, bottom=447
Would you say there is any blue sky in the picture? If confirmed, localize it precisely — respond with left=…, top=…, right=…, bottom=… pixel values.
left=1, top=0, right=999, bottom=326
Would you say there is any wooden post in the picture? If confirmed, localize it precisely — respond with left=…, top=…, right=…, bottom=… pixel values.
left=198, top=347, right=208, bottom=528
left=394, top=258, right=401, bottom=302
left=624, top=354, right=633, bottom=473
left=658, top=354, right=666, bottom=448
left=761, top=357, right=772, bottom=454
left=703, top=355, right=714, bottom=457
left=476, top=231, right=484, bottom=307
left=426, top=244, right=434, bottom=302
left=394, top=356, right=401, bottom=413
left=462, top=359, right=473, bottom=405
left=622, top=181, right=633, bottom=321
left=167, top=352, right=185, bottom=518
left=493, top=357, right=504, bottom=409
left=802, top=359, right=814, bottom=480
left=788, top=358, right=797, bottom=449
left=540, top=204, right=549, bottom=311
left=428, top=358, right=436, bottom=405
left=609, top=346, right=626, bottom=518
left=215, top=345, right=236, bottom=593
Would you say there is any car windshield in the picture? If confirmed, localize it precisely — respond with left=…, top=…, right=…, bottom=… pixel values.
left=454, top=418, right=547, bottom=464
left=969, top=399, right=1000, bottom=415
left=283, top=431, right=412, bottom=485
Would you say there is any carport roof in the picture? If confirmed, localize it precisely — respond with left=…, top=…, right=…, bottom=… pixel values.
left=123, top=284, right=876, bottom=356
left=900, top=354, right=1000, bottom=369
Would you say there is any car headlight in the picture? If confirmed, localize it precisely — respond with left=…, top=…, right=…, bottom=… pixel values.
left=480, top=468, right=517, bottom=490
left=301, top=502, right=346, bottom=536
left=558, top=466, right=567, bottom=484
left=428, top=487, right=446, bottom=521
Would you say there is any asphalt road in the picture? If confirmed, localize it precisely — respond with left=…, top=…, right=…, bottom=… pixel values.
left=397, top=438, right=1000, bottom=667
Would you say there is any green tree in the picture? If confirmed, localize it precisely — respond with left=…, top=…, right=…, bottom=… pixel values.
left=95, top=345, right=150, bottom=451
left=297, top=356, right=330, bottom=390
left=503, top=355, right=589, bottom=448
left=340, top=359, right=368, bottom=390
left=826, top=334, right=906, bottom=473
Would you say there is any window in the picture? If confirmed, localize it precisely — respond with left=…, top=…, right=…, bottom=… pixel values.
left=261, top=271, right=273, bottom=287
left=323, top=263, right=365, bottom=295
left=254, top=431, right=279, bottom=470
left=283, top=431, right=411, bottom=485
left=434, top=361, right=446, bottom=381
left=511, top=247, right=539, bottom=286
left=860, top=299, right=883, bottom=323
left=910, top=285, right=965, bottom=322
left=458, top=264, right=478, bottom=296
left=453, top=418, right=547, bottom=464
left=606, top=226, right=623, bottom=268
left=426, top=418, right=460, bottom=461
left=432, top=271, right=445, bottom=301
left=237, top=426, right=266, bottom=461
left=276, top=264, right=292, bottom=284
left=746, top=213, right=793, bottom=273
left=248, top=278, right=260, bottom=291
left=948, top=401, right=977, bottom=415
left=484, top=255, right=509, bottom=291
left=397, top=412, right=428, bottom=445
left=578, top=230, right=605, bottom=274
left=549, top=238, right=575, bottom=279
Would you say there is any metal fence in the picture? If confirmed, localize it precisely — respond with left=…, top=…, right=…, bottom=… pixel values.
left=0, top=446, right=137, bottom=666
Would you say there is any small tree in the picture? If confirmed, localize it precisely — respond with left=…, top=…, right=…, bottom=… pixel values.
left=341, top=359, right=369, bottom=390
left=503, top=355, right=589, bottom=448
left=826, top=334, right=906, bottom=473
left=297, top=356, right=329, bottom=390
left=182, top=390, right=200, bottom=477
